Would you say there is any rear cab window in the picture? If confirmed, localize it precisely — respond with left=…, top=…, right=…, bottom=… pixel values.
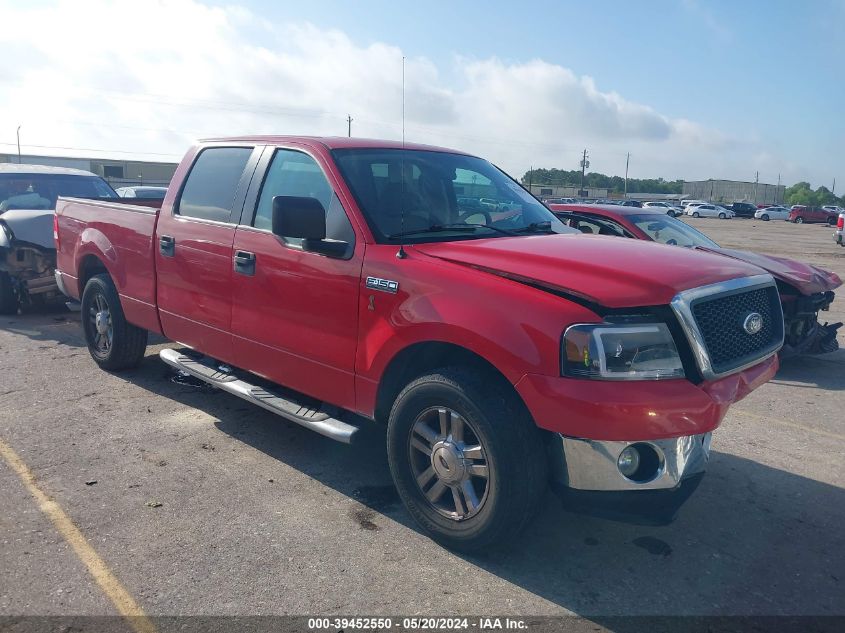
left=177, top=147, right=254, bottom=222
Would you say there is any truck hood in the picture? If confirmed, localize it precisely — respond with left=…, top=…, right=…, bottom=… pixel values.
left=696, top=246, right=842, bottom=295
left=0, top=209, right=55, bottom=250
left=413, top=233, right=768, bottom=309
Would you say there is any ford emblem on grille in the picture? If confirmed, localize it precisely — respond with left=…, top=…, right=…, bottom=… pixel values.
left=743, top=312, right=763, bottom=335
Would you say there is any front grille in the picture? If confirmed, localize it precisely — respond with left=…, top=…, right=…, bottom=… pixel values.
left=690, top=285, right=783, bottom=374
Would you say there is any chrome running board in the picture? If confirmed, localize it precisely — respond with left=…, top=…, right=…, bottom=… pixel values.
left=159, top=348, right=359, bottom=444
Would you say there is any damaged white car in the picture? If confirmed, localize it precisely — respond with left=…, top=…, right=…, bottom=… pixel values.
left=0, top=164, right=117, bottom=314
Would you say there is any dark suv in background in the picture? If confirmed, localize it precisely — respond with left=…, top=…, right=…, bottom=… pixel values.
left=721, top=202, right=759, bottom=218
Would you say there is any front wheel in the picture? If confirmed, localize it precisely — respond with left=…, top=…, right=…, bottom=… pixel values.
left=718, top=212, right=726, bottom=219
left=761, top=214, right=769, bottom=221
left=387, top=368, right=547, bottom=552
left=795, top=217, right=804, bottom=224
left=81, top=273, right=148, bottom=370
left=692, top=211, right=700, bottom=218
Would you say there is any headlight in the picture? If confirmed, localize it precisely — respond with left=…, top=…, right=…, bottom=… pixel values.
left=562, top=323, right=684, bottom=380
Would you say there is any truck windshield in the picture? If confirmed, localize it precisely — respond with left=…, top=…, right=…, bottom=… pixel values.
left=628, top=213, right=720, bottom=248
left=332, top=148, right=571, bottom=242
left=0, top=173, right=117, bottom=212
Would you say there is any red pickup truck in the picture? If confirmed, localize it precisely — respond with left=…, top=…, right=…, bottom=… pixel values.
left=55, top=136, right=782, bottom=550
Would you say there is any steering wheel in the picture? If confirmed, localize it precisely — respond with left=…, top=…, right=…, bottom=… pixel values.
left=459, top=210, right=492, bottom=225
left=666, top=238, right=678, bottom=245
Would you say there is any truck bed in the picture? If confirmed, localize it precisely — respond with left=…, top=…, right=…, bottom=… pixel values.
left=55, top=196, right=162, bottom=333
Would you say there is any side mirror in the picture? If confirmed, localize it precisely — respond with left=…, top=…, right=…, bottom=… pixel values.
left=272, top=196, right=326, bottom=240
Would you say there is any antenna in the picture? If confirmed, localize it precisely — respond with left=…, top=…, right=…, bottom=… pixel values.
left=397, top=55, right=407, bottom=259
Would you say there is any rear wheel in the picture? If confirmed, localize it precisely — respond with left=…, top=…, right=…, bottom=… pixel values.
left=0, top=272, right=17, bottom=315
left=387, top=367, right=548, bottom=552
left=81, top=273, right=148, bottom=370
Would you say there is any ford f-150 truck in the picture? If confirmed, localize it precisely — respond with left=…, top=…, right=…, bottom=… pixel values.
left=55, top=137, right=782, bottom=550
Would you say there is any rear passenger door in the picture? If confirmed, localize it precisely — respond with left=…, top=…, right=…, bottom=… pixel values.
left=155, top=145, right=261, bottom=364
left=230, top=146, right=363, bottom=411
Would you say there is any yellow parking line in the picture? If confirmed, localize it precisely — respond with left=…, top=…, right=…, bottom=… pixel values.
left=732, top=409, right=845, bottom=441
left=0, top=437, right=157, bottom=633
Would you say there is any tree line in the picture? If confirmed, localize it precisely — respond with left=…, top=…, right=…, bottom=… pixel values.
left=783, top=182, right=845, bottom=207
left=521, top=168, right=845, bottom=207
left=520, top=168, right=683, bottom=194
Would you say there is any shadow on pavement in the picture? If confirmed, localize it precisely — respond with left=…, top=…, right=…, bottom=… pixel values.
left=116, top=351, right=845, bottom=616
left=774, top=350, right=845, bottom=391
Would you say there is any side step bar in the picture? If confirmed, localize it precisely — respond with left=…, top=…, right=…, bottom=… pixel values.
left=159, top=349, right=360, bottom=444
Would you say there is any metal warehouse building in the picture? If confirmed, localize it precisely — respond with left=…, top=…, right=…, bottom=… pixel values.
left=683, top=179, right=785, bottom=205
left=0, top=153, right=178, bottom=189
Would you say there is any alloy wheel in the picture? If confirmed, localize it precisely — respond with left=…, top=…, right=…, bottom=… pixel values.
left=409, top=407, right=491, bottom=521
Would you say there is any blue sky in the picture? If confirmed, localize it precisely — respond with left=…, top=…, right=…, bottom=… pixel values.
left=253, top=0, right=843, bottom=186
left=1, top=0, right=842, bottom=187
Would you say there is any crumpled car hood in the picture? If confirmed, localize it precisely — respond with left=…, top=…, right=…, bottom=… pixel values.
left=0, top=209, right=55, bottom=250
left=413, top=233, right=768, bottom=309
left=697, top=247, right=842, bottom=295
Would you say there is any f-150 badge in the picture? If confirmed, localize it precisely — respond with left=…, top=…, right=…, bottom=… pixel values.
left=366, top=276, right=399, bottom=294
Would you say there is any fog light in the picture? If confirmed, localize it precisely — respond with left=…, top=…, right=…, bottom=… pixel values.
left=617, top=446, right=640, bottom=477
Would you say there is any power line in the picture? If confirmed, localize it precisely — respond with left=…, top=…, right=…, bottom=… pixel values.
left=0, top=141, right=182, bottom=158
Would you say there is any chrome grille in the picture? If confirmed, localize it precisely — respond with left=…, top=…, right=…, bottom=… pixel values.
left=671, top=275, right=784, bottom=380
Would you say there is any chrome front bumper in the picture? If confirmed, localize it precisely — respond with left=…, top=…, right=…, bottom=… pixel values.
left=552, top=432, right=712, bottom=491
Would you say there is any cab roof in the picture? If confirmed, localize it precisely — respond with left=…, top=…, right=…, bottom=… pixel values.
left=199, top=135, right=473, bottom=156
left=0, top=163, right=99, bottom=177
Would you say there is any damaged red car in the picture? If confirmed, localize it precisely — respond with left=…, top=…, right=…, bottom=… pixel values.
left=549, top=203, right=842, bottom=357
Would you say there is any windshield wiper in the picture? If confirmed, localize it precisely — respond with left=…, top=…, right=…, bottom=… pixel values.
left=387, top=223, right=517, bottom=239
left=512, top=221, right=555, bottom=234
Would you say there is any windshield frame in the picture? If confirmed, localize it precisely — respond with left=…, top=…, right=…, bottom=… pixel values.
left=331, top=148, right=571, bottom=244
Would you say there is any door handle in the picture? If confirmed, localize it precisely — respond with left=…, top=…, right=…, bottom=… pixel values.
left=233, top=250, right=256, bottom=276
left=159, top=235, right=175, bottom=257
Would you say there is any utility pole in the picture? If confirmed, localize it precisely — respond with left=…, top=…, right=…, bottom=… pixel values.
left=754, top=171, right=759, bottom=205
left=833, top=177, right=836, bottom=195
left=777, top=173, right=781, bottom=204
left=347, top=115, right=353, bottom=137
left=579, top=149, right=589, bottom=196
left=624, top=152, right=630, bottom=196
left=528, top=165, right=533, bottom=196
left=16, top=125, right=21, bottom=163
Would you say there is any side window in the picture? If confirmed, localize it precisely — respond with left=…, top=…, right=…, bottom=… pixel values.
left=253, top=149, right=355, bottom=250
left=178, top=147, right=252, bottom=222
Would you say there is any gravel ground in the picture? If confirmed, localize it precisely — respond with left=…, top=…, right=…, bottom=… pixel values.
left=0, top=217, right=843, bottom=620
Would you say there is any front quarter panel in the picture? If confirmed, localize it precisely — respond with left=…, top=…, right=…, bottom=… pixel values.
left=354, top=244, right=601, bottom=416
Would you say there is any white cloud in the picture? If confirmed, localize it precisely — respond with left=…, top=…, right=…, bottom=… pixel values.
left=0, top=0, right=785, bottom=183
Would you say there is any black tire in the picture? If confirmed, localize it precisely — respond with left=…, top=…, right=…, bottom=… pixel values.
left=718, top=212, right=726, bottom=219
left=761, top=214, right=769, bottom=221
left=81, top=273, right=148, bottom=370
left=828, top=217, right=837, bottom=226
left=795, top=217, right=804, bottom=224
left=387, top=367, right=548, bottom=552
left=692, top=211, right=700, bottom=218
left=0, top=272, right=17, bottom=315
